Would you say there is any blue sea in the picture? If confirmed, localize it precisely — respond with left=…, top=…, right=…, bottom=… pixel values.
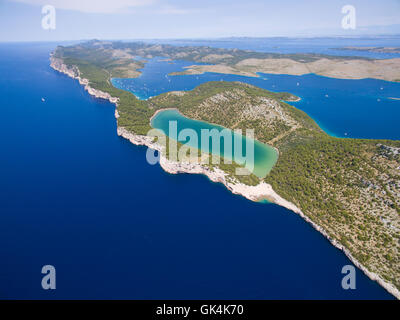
left=0, top=41, right=398, bottom=299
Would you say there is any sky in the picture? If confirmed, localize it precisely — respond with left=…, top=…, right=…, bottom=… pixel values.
left=0, top=0, right=400, bottom=41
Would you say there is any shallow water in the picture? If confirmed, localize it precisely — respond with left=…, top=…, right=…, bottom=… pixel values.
left=151, top=109, right=278, bottom=178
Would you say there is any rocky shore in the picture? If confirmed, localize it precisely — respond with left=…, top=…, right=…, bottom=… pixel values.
left=50, top=56, right=400, bottom=299
left=50, top=55, right=119, bottom=104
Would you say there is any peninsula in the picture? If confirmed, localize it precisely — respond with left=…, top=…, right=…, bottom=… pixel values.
left=50, top=40, right=400, bottom=299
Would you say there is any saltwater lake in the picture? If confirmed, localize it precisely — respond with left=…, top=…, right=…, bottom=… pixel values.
left=0, top=41, right=398, bottom=299
left=151, top=109, right=278, bottom=178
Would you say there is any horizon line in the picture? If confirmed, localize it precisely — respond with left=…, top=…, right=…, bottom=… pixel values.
left=2, top=34, right=400, bottom=44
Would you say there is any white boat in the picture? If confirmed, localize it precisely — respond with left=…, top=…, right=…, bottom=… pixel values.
left=41, top=97, right=45, bottom=102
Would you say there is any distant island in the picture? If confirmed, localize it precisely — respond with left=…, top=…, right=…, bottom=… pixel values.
left=334, top=46, right=400, bottom=54
left=50, top=40, right=400, bottom=299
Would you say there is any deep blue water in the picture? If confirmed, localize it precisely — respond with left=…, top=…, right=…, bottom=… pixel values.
left=112, top=57, right=400, bottom=140
left=0, top=42, right=396, bottom=299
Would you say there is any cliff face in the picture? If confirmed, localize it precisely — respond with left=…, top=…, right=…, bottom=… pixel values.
left=50, top=56, right=119, bottom=104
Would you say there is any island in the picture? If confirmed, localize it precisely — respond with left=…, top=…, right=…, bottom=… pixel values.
left=50, top=40, right=400, bottom=299
left=334, top=46, right=400, bottom=54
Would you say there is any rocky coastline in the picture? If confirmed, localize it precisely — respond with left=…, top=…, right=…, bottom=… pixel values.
left=50, top=55, right=119, bottom=104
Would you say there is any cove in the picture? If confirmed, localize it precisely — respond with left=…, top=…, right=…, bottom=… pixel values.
left=150, top=109, right=278, bottom=178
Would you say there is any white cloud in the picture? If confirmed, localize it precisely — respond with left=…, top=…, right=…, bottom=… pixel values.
left=10, top=0, right=155, bottom=13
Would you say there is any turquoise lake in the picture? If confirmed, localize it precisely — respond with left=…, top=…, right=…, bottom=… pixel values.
left=150, top=109, right=278, bottom=178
